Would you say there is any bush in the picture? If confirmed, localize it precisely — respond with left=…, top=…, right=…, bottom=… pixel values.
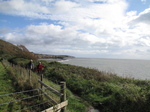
left=44, top=61, right=150, bottom=112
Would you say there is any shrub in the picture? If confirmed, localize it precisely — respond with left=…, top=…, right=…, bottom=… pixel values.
left=44, top=61, right=150, bottom=112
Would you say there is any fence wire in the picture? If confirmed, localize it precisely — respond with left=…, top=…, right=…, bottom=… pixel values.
left=1, top=60, right=67, bottom=111
left=0, top=93, right=44, bottom=106
left=0, top=89, right=39, bottom=98
left=14, top=101, right=49, bottom=112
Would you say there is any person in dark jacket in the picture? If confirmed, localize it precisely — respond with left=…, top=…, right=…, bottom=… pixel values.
left=36, top=62, right=44, bottom=74
left=28, top=59, right=34, bottom=70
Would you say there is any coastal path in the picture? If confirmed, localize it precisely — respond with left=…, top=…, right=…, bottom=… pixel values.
left=0, top=60, right=68, bottom=112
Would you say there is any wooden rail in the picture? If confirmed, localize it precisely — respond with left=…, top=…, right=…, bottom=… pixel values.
left=39, top=88, right=57, bottom=105
left=38, top=75, right=67, bottom=112
left=41, top=100, right=68, bottom=112
left=38, top=80, right=61, bottom=96
left=2, top=60, right=68, bottom=112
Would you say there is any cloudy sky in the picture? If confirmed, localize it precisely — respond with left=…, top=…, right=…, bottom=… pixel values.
left=0, top=0, right=150, bottom=59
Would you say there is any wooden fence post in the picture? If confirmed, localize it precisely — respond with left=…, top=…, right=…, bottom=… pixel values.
left=41, top=74, right=43, bottom=89
left=60, top=82, right=66, bottom=112
left=40, top=74, right=43, bottom=100
left=29, top=69, right=31, bottom=83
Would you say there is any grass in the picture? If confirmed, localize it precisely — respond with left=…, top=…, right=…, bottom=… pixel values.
left=3, top=58, right=150, bottom=112
left=0, top=62, right=15, bottom=94
left=0, top=59, right=89, bottom=112
left=0, top=62, right=19, bottom=111
left=0, top=60, right=44, bottom=111
left=43, top=61, right=150, bottom=112
left=39, top=74, right=88, bottom=112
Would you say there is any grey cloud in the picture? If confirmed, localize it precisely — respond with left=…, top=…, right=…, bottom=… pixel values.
left=130, top=9, right=150, bottom=24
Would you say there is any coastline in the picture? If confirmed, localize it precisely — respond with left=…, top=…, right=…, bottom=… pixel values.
left=38, top=58, right=63, bottom=62
left=39, top=57, right=150, bottom=80
left=38, top=57, right=72, bottom=62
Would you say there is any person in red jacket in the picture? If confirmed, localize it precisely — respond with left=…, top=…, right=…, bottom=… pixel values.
left=36, top=62, right=44, bottom=74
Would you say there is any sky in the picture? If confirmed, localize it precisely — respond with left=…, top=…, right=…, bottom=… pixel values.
left=0, top=0, right=150, bottom=59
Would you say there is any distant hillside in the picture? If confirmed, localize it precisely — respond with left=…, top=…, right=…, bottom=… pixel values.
left=17, top=45, right=29, bottom=52
left=0, top=39, right=36, bottom=60
left=34, top=53, right=75, bottom=59
left=0, top=39, right=74, bottom=60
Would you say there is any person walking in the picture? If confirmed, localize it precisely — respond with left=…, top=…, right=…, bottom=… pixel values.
left=36, top=62, right=44, bottom=74
left=28, top=59, right=34, bottom=70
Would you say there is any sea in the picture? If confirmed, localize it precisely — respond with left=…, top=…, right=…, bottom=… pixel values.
left=60, top=58, right=150, bottom=80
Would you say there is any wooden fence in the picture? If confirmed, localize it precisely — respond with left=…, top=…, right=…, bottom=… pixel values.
left=1, top=60, right=68, bottom=112
left=39, top=74, right=68, bottom=112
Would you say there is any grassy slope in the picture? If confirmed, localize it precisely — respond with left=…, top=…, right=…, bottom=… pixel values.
left=0, top=61, right=43, bottom=112
left=0, top=39, right=88, bottom=111
left=0, top=62, right=15, bottom=94
left=0, top=39, right=36, bottom=60
left=1, top=56, right=150, bottom=112
left=0, top=60, right=88, bottom=112
left=0, top=62, right=19, bottom=111
left=43, top=61, right=150, bottom=112
left=42, top=77, right=88, bottom=112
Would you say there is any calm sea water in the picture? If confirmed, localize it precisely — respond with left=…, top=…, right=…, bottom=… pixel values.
left=60, top=58, right=150, bottom=80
